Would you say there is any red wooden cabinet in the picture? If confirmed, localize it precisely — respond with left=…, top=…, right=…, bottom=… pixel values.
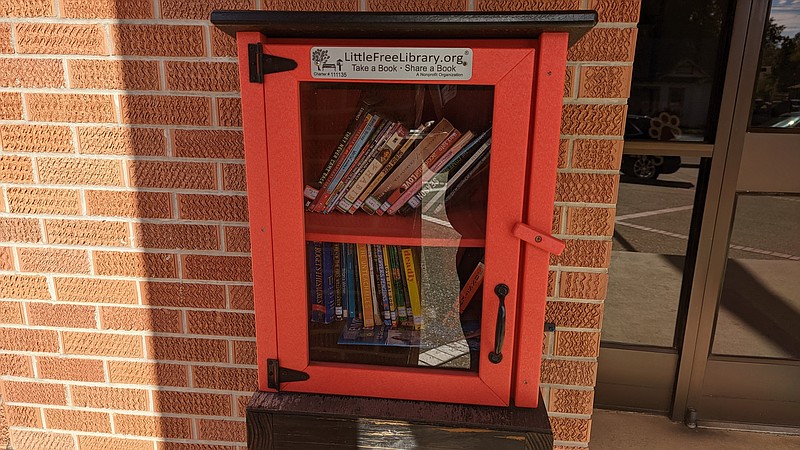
left=214, top=11, right=595, bottom=408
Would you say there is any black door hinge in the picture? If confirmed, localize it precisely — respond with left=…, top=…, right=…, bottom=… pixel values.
left=267, top=359, right=310, bottom=391
left=248, top=43, right=297, bottom=83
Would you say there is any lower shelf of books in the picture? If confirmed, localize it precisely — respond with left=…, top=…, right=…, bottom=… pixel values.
left=307, top=241, right=486, bottom=372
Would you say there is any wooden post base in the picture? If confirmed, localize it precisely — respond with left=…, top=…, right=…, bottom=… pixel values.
left=246, top=391, right=553, bottom=449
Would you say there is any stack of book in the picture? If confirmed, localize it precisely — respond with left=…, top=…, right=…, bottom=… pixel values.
left=304, top=102, right=492, bottom=216
left=307, top=241, right=424, bottom=330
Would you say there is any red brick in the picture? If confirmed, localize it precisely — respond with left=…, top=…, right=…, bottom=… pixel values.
left=197, top=419, right=246, bottom=442
left=26, top=93, right=116, bottom=123
left=0, top=92, right=22, bottom=119
left=578, top=65, right=633, bottom=99
left=0, top=300, right=23, bottom=323
left=568, top=27, right=637, bottom=62
left=233, top=340, right=257, bottom=365
left=101, top=306, right=182, bottom=333
left=159, top=444, right=238, bottom=450
left=37, top=356, right=105, bottom=382
left=550, top=417, right=591, bottom=443
left=17, top=248, right=89, bottom=274
left=146, top=336, right=228, bottom=363
left=476, top=0, right=580, bottom=11
left=0, top=246, right=13, bottom=271
left=114, top=414, right=191, bottom=439
left=0, top=328, right=58, bottom=352
left=182, top=255, right=252, bottom=282
left=0, top=218, right=42, bottom=243
left=566, top=207, right=616, bottom=236
left=140, top=281, right=226, bottom=309
left=0, top=124, right=74, bottom=153
left=0, top=354, right=33, bottom=377
left=193, top=366, right=257, bottom=391
left=111, top=25, right=205, bottom=57
left=86, top=190, right=172, bottom=219
left=228, top=285, right=253, bottom=310
left=4, top=405, right=41, bottom=428
left=61, top=0, right=155, bottom=19
left=0, top=274, right=50, bottom=300
left=27, top=302, right=97, bottom=328
left=225, top=226, right=251, bottom=253
left=37, top=157, right=124, bottom=186
left=161, top=0, right=253, bottom=20
left=7, top=188, right=81, bottom=215
left=0, top=155, right=33, bottom=183
left=62, top=331, right=143, bottom=358
left=554, top=330, right=601, bottom=357
left=166, top=61, right=239, bottom=92
left=2, top=381, right=67, bottom=405
left=266, top=0, right=358, bottom=10
left=188, top=310, right=255, bottom=337
left=152, top=391, right=231, bottom=416
left=236, top=395, right=249, bottom=417
left=173, top=130, right=244, bottom=159
left=71, top=385, right=149, bottom=411
left=44, top=409, right=111, bottom=433
left=222, top=164, right=247, bottom=192
left=561, top=104, right=627, bottom=136
left=211, top=26, right=236, bottom=58
left=540, top=359, right=597, bottom=386
left=563, top=65, right=575, bottom=98
left=555, top=173, right=619, bottom=204
left=1, top=0, right=54, bottom=16
left=94, top=251, right=177, bottom=279
left=7, top=430, right=73, bottom=450
left=0, top=23, right=10, bottom=53
left=132, top=223, right=219, bottom=251
left=77, top=127, right=166, bottom=156
left=46, top=219, right=130, bottom=247
left=549, top=387, right=594, bottom=415
left=0, top=58, right=64, bottom=88
left=128, top=160, right=217, bottom=190
left=78, top=435, right=154, bottom=450
left=551, top=239, right=612, bottom=268
left=178, top=194, right=248, bottom=222
left=217, top=97, right=242, bottom=127
left=120, top=95, right=211, bottom=126
left=108, top=361, right=188, bottom=387
left=69, top=59, right=159, bottom=90
left=55, top=277, right=138, bottom=304
left=546, top=300, right=604, bottom=329
left=590, top=0, right=641, bottom=22
left=572, top=139, right=624, bottom=170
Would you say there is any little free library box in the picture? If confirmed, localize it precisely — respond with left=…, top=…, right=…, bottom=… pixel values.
left=211, top=10, right=596, bottom=449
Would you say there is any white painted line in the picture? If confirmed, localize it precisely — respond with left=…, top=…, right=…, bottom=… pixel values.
left=615, top=205, right=694, bottom=221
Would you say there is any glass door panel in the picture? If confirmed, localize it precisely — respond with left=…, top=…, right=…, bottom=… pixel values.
left=300, top=82, right=493, bottom=372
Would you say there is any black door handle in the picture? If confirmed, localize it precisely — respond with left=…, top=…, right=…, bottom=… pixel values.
left=488, top=284, right=509, bottom=364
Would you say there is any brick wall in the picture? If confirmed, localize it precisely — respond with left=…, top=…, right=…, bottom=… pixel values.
left=0, top=1, right=638, bottom=448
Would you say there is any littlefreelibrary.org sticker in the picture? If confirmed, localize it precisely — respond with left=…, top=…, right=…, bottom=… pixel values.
left=311, top=47, right=473, bottom=81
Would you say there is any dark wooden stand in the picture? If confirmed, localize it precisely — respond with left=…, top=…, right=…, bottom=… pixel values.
left=247, top=391, right=553, bottom=449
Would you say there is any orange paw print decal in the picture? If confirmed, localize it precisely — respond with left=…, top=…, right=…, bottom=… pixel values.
left=649, top=112, right=682, bottom=141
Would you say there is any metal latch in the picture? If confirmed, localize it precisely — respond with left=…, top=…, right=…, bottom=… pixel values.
left=267, top=359, right=310, bottom=391
left=512, top=223, right=565, bottom=255
left=248, top=43, right=298, bottom=83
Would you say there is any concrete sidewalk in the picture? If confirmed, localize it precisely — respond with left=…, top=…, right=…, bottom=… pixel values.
left=590, top=409, right=800, bottom=449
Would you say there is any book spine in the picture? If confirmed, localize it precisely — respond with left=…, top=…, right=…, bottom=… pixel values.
left=356, top=244, right=374, bottom=328
left=388, top=246, right=407, bottom=323
left=432, top=151, right=491, bottom=216
left=383, top=130, right=463, bottom=215
left=351, top=244, right=362, bottom=320
left=400, top=248, right=423, bottom=330
left=364, top=118, right=455, bottom=214
left=333, top=243, right=343, bottom=320
left=316, top=104, right=369, bottom=186
left=458, top=261, right=485, bottom=313
left=311, top=112, right=376, bottom=212
left=374, top=245, right=393, bottom=326
left=381, top=245, right=398, bottom=327
left=422, top=137, right=492, bottom=214
left=365, top=244, right=382, bottom=326
left=322, top=242, right=335, bottom=323
left=310, top=242, right=326, bottom=323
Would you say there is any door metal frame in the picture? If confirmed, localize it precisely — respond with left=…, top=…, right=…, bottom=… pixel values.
left=672, top=0, right=800, bottom=426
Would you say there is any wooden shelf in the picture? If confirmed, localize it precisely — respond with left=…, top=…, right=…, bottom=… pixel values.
left=304, top=208, right=486, bottom=247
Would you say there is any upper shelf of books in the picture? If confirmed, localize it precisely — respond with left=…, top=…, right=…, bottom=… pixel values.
left=302, top=83, right=492, bottom=247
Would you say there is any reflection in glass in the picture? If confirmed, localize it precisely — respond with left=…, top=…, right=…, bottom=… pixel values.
left=627, top=0, right=734, bottom=142
left=299, top=82, right=492, bottom=371
left=603, top=159, right=703, bottom=347
left=712, top=194, right=800, bottom=359
left=750, top=0, right=800, bottom=129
